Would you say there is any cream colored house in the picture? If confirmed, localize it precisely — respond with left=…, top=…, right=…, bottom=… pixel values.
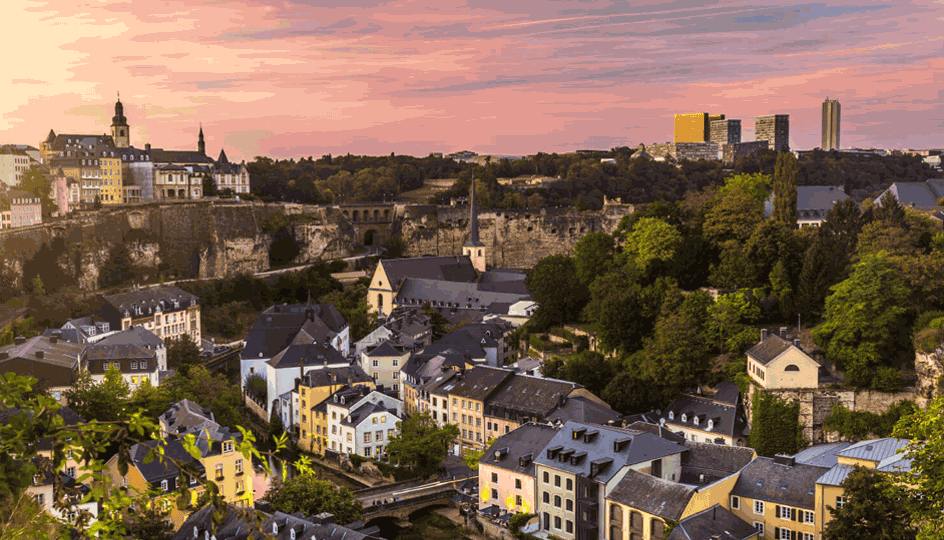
left=746, top=331, right=820, bottom=390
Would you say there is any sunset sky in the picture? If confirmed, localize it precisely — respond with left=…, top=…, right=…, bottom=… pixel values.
left=1, top=0, right=941, bottom=160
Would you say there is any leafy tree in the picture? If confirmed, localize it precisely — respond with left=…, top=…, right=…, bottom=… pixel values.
left=795, top=234, right=846, bottom=321
left=161, top=366, right=247, bottom=430
left=572, top=232, right=616, bottom=286
left=167, top=334, right=202, bottom=374
left=65, top=367, right=132, bottom=422
left=893, top=395, right=944, bottom=538
left=99, top=243, right=135, bottom=289
left=122, top=504, right=175, bottom=540
left=422, top=305, right=450, bottom=340
left=623, top=217, right=682, bottom=272
left=708, top=246, right=755, bottom=291
left=244, top=373, right=268, bottom=403
left=703, top=187, right=766, bottom=248
left=16, top=166, right=54, bottom=217
left=749, top=390, right=803, bottom=456
left=706, top=290, right=761, bottom=354
left=824, top=401, right=917, bottom=440
left=743, top=220, right=802, bottom=288
left=771, top=152, right=798, bottom=226
left=601, top=369, right=664, bottom=414
left=820, top=199, right=863, bottom=256
left=582, top=271, right=658, bottom=353
left=265, top=473, right=362, bottom=524
left=201, top=174, right=218, bottom=197
left=543, top=351, right=615, bottom=396
left=386, top=414, right=458, bottom=478
left=526, top=255, right=588, bottom=329
left=872, top=191, right=906, bottom=226
left=856, top=221, right=920, bottom=257
left=769, top=260, right=795, bottom=321
left=321, top=283, right=372, bottom=340
left=636, top=294, right=712, bottom=400
left=823, top=467, right=916, bottom=540
left=813, top=254, right=913, bottom=388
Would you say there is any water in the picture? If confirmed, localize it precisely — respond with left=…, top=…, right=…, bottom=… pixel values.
left=370, top=507, right=476, bottom=540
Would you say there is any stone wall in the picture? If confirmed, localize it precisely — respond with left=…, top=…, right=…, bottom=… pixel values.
left=915, top=351, right=944, bottom=406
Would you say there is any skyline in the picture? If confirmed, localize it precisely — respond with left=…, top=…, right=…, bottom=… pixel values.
left=1, top=0, right=942, bottom=160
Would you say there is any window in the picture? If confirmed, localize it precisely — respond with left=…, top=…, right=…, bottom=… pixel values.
left=543, top=513, right=550, bottom=529
left=543, top=471, right=549, bottom=483
left=131, top=361, right=138, bottom=370
left=800, top=534, right=814, bottom=540
left=515, top=478, right=522, bottom=489
left=372, top=360, right=379, bottom=367
left=753, top=522, right=764, bottom=536
left=565, top=520, right=573, bottom=534
left=784, top=364, right=800, bottom=372
left=491, top=472, right=498, bottom=482
left=566, top=499, right=573, bottom=511
left=215, top=464, right=224, bottom=480
left=566, top=478, right=573, bottom=490
left=650, top=519, right=665, bottom=540
left=222, top=441, right=233, bottom=453
left=554, top=516, right=561, bottom=530
left=543, top=492, right=549, bottom=503
left=776, top=527, right=792, bottom=540
left=66, top=466, right=76, bottom=478
left=754, top=500, right=765, bottom=515
left=554, top=495, right=561, bottom=508
left=731, top=495, right=740, bottom=510
left=235, top=459, right=243, bottom=475
left=835, top=496, right=846, bottom=509
left=364, top=432, right=372, bottom=443
left=34, top=493, right=45, bottom=506
left=161, top=479, right=169, bottom=492
left=777, top=505, right=797, bottom=520
left=376, top=430, right=383, bottom=440
left=802, top=510, right=814, bottom=524
left=554, top=475, right=561, bottom=487
left=515, top=495, right=522, bottom=507
left=491, top=488, right=498, bottom=500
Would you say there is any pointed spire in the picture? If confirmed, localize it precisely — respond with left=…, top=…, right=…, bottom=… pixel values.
left=217, top=148, right=229, bottom=164
left=465, top=176, right=482, bottom=247
left=198, top=124, right=206, bottom=155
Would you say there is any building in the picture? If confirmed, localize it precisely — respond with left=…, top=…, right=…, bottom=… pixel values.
left=722, top=141, right=770, bottom=165
left=462, top=177, right=487, bottom=272
left=84, top=342, right=159, bottom=389
left=765, top=185, right=850, bottom=228
left=874, top=178, right=944, bottom=211
left=265, top=342, right=348, bottom=418
left=110, top=95, right=131, bottom=148
left=0, top=145, right=35, bottom=187
left=729, top=455, right=826, bottom=540
left=746, top=330, right=821, bottom=391
left=353, top=308, right=432, bottom=356
left=119, top=146, right=155, bottom=201
left=324, top=385, right=403, bottom=458
left=212, top=149, right=251, bottom=195
left=95, top=325, right=167, bottom=371
left=447, top=366, right=515, bottom=451
left=0, top=191, right=42, bottom=229
left=359, top=341, right=410, bottom=395
left=668, top=505, right=758, bottom=540
left=657, top=381, right=749, bottom=446
left=400, top=352, right=467, bottom=416
left=674, top=113, right=711, bottom=143
left=99, top=154, right=124, bottom=205
left=755, top=115, right=790, bottom=152
left=49, top=168, right=76, bottom=216
left=99, top=285, right=202, bottom=344
left=295, top=364, right=374, bottom=454
left=534, top=421, right=688, bottom=540
left=710, top=118, right=742, bottom=145
left=643, top=142, right=721, bottom=162
left=174, top=505, right=383, bottom=540
left=478, top=423, right=559, bottom=516
left=821, top=98, right=841, bottom=151
left=0, top=335, right=85, bottom=401
left=240, top=303, right=350, bottom=392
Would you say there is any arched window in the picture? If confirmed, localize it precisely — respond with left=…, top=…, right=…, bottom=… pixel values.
left=784, top=364, right=800, bottom=372
left=377, top=294, right=384, bottom=310
left=651, top=518, right=665, bottom=540
left=609, top=504, right=623, bottom=540
left=630, top=511, right=644, bottom=536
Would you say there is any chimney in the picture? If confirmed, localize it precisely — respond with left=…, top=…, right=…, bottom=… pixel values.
left=760, top=328, right=768, bottom=342
left=49, top=335, right=58, bottom=344
left=35, top=350, right=45, bottom=359
left=779, top=326, right=788, bottom=338
left=793, top=338, right=801, bottom=348
left=773, top=454, right=795, bottom=467
left=14, top=336, right=26, bottom=345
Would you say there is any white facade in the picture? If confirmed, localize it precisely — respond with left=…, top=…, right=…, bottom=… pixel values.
left=213, top=165, right=251, bottom=194
left=0, top=152, right=32, bottom=187
left=326, top=391, right=402, bottom=458
left=264, top=359, right=350, bottom=417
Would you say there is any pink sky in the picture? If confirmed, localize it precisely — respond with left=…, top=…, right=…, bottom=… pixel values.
left=1, top=0, right=941, bottom=160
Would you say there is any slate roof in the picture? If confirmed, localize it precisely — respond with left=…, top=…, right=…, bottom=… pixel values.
left=731, top=457, right=828, bottom=509
left=622, top=420, right=686, bottom=443
left=486, top=375, right=576, bottom=418
left=745, top=334, right=813, bottom=366
left=668, top=505, right=758, bottom=540
left=173, top=506, right=382, bottom=540
left=380, top=256, right=478, bottom=289
left=447, top=366, right=514, bottom=401
left=101, top=285, right=198, bottom=319
left=714, top=381, right=740, bottom=405
left=85, top=343, right=155, bottom=362
left=342, top=399, right=397, bottom=427
left=479, top=423, right=559, bottom=475
left=422, top=322, right=506, bottom=360
left=0, top=336, right=84, bottom=388
left=242, top=304, right=347, bottom=360
left=793, top=441, right=853, bottom=468
left=876, top=179, right=944, bottom=210
left=836, top=437, right=909, bottom=463
left=161, top=399, right=216, bottom=436
left=46, top=133, right=115, bottom=152
left=534, top=421, right=687, bottom=484
left=268, top=342, right=346, bottom=369
left=364, top=341, right=404, bottom=357
left=96, top=326, right=164, bottom=349
left=130, top=439, right=202, bottom=484
left=661, top=393, right=748, bottom=440
left=150, top=148, right=214, bottom=164
left=547, top=396, right=622, bottom=426
left=679, top=441, right=755, bottom=485
left=607, top=469, right=695, bottom=520
left=795, top=185, right=849, bottom=220
left=395, top=277, right=529, bottom=311
left=300, top=364, right=372, bottom=390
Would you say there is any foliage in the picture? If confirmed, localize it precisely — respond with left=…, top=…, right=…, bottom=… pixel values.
left=771, top=152, right=798, bottom=226
left=15, top=166, right=55, bottom=218
left=66, top=367, right=132, bottom=423
left=623, top=217, right=682, bottom=272
left=98, top=243, right=136, bottom=289
left=813, top=253, right=913, bottom=388
left=122, top=503, right=175, bottom=540
left=385, top=414, right=458, bottom=478
left=167, top=334, right=202, bottom=374
left=526, top=255, right=588, bottom=329
left=823, top=467, right=916, bottom=540
left=749, top=390, right=803, bottom=456
left=893, top=395, right=944, bottom=539
left=582, top=271, right=658, bottom=353
left=572, top=232, right=616, bottom=286
left=543, top=351, right=616, bottom=397
left=245, top=373, right=268, bottom=403
left=321, top=282, right=372, bottom=340
left=268, top=225, right=301, bottom=267
left=264, top=473, right=362, bottom=524
left=422, top=304, right=450, bottom=340
left=824, top=401, right=917, bottom=440
left=706, top=290, right=761, bottom=354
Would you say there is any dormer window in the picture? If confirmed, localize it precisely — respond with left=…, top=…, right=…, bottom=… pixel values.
left=707, top=419, right=714, bottom=431
left=681, top=414, right=687, bottom=423
left=161, top=479, right=169, bottom=492
left=290, top=529, right=296, bottom=540
left=272, top=523, right=278, bottom=534
left=693, top=416, right=700, bottom=426
left=193, top=526, right=199, bottom=538
left=668, top=411, right=674, bottom=420
left=222, top=441, right=234, bottom=453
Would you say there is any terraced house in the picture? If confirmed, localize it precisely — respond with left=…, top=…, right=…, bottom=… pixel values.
left=99, top=285, right=202, bottom=344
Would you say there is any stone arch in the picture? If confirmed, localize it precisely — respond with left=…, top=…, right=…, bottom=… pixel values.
left=364, top=229, right=377, bottom=246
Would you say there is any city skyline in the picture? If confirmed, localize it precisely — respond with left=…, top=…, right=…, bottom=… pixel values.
left=1, top=0, right=942, bottom=159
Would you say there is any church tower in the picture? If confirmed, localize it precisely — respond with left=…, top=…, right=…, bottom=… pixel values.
left=462, top=177, right=487, bottom=273
left=198, top=125, right=206, bottom=155
left=111, top=94, right=130, bottom=148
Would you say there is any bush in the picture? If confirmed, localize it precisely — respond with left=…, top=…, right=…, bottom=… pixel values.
left=749, top=390, right=803, bottom=456
left=824, top=401, right=916, bottom=440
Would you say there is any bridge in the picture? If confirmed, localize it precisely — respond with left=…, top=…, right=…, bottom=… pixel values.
left=357, top=476, right=476, bottom=521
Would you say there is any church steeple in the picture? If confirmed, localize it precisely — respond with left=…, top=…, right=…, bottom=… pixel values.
left=462, top=176, right=487, bottom=272
left=198, top=124, right=206, bottom=155
left=110, top=92, right=130, bottom=148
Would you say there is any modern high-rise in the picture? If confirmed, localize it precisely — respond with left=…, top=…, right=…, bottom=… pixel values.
left=755, top=114, right=790, bottom=152
left=822, top=98, right=841, bottom=150
left=710, top=118, right=741, bottom=145
left=674, top=113, right=710, bottom=143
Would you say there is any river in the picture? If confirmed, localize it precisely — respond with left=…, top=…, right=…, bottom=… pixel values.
left=370, top=508, right=478, bottom=540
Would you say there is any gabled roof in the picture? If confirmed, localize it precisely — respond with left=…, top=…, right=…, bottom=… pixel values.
left=447, top=365, right=514, bottom=401
left=150, top=148, right=213, bottom=164
left=101, top=285, right=198, bottom=318
left=96, top=326, right=163, bottom=349
left=379, top=256, right=478, bottom=289
left=836, top=437, right=909, bottom=463
left=877, top=179, right=944, bottom=210
left=129, top=439, right=202, bottom=484
left=242, top=304, right=347, bottom=360
left=795, top=185, right=849, bottom=219
left=661, top=393, right=748, bottom=440
left=793, top=441, right=853, bottom=468
left=84, top=343, right=155, bottom=362
left=268, top=342, right=346, bottom=369
left=731, top=457, right=828, bottom=509
left=422, top=322, right=506, bottom=360
left=486, top=374, right=576, bottom=418
left=364, top=341, right=404, bottom=358
left=547, top=395, right=622, bottom=426
left=395, top=277, right=529, bottom=311
left=300, top=364, right=372, bottom=391
left=668, top=505, right=758, bottom=540
left=745, top=334, right=814, bottom=366
left=679, top=441, right=755, bottom=485
left=480, top=423, right=559, bottom=475
left=607, top=469, right=695, bottom=520
left=0, top=335, right=83, bottom=371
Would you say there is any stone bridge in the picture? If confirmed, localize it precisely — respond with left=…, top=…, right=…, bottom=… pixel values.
left=357, top=477, right=476, bottom=521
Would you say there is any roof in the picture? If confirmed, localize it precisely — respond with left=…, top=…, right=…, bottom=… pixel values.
left=447, top=365, right=514, bottom=401
left=300, top=364, right=372, bottom=390
left=679, top=441, right=755, bottom=485
left=731, top=457, right=828, bottom=508
left=364, top=341, right=404, bottom=358
left=242, top=304, right=348, bottom=360
left=836, top=437, right=909, bottom=463
left=662, top=393, right=748, bottom=440
left=379, top=256, right=478, bottom=289
left=161, top=399, right=216, bottom=436
left=534, top=421, right=687, bottom=484
left=268, top=342, right=346, bottom=369
left=877, top=179, right=944, bottom=210
left=100, top=285, right=198, bottom=318
left=0, top=335, right=83, bottom=378
left=96, top=326, right=164, bottom=349
left=607, top=469, right=695, bottom=520
left=84, top=342, right=155, bottom=362
left=150, top=148, right=214, bottom=164
left=342, top=399, right=398, bottom=427
left=129, top=439, right=201, bottom=483
left=422, top=322, right=507, bottom=360
left=795, top=185, right=849, bottom=220
left=547, top=396, right=622, bottom=426
left=793, top=441, right=853, bottom=468
left=174, top=506, right=382, bottom=540
left=479, top=423, right=559, bottom=475
left=486, top=374, right=577, bottom=418
left=814, top=463, right=857, bottom=487
left=714, top=381, right=740, bottom=405
left=395, top=277, right=529, bottom=311
left=745, top=334, right=812, bottom=366
left=668, top=505, right=758, bottom=540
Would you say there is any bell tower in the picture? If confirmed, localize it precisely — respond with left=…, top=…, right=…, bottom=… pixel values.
left=462, top=177, right=487, bottom=273
left=111, top=93, right=130, bottom=148
left=198, top=125, right=206, bottom=155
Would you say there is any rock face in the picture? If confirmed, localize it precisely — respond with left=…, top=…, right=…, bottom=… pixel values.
left=915, top=351, right=944, bottom=405
left=0, top=200, right=632, bottom=292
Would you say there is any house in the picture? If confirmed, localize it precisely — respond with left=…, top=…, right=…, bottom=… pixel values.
left=212, top=149, right=251, bottom=195
left=295, top=364, right=374, bottom=455
left=56, top=316, right=114, bottom=344
left=99, top=285, right=201, bottom=344
left=765, top=185, right=849, bottom=228
left=325, top=385, right=403, bottom=458
left=0, top=191, right=42, bottom=229
left=358, top=341, right=410, bottom=396
left=657, top=381, right=750, bottom=446
left=533, top=421, right=688, bottom=540
left=874, top=178, right=944, bottom=211
left=96, top=326, right=167, bottom=372
left=444, top=366, right=515, bottom=451
left=746, top=330, right=820, bottom=390
left=240, top=303, right=350, bottom=392
left=84, top=342, right=159, bottom=389
left=422, top=321, right=512, bottom=367
left=667, top=505, right=758, bottom=540
left=400, top=352, right=468, bottom=416
left=353, top=307, right=432, bottom=356
left=0, top=335, right=85, bottom=401
left=264, top=342, right=348, bottom=417
left=729, top=455, right=827, bottom=540
left=478, top=423, right=559, bottom=517
left=174, top=505, right=382, bottom=540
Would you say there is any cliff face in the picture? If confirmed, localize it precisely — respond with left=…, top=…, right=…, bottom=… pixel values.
left=0, top=201, right=631, bottom=291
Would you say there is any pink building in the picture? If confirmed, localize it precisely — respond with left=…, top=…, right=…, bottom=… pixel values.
left=50, top=171, right=72, bottom=216
left=0, top=191, right=43, bottom=229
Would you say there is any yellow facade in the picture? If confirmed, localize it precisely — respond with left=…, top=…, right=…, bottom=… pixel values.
left=367, top=263, right=397, bottom=316
left=104, top=455, right=197, bottom=528
left=203, top=441, right=253, bottom=508
left=453, top=396, right=486, bottom=451
left=729, top=494, right=816, bottom=539
left=674, top=113, right=709, bottom=143
left=747, top=345, right=820, bottom=390
left=297, top=379, right=374, bottom=454
left=99, top=157, right=123, bottom=205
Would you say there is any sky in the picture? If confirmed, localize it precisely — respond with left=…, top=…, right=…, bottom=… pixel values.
left=1, top=0, right=941, bottom=160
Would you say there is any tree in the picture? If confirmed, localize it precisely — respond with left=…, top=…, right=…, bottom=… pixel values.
left=635, top=295, right=712, bottom=400
left=201, top=174, right=218, bottom=197
left=893, top=395, right=944, bottom=538
left=749, top=390, right=803, bottom=456
left=813, top=254, right=912, bottom=388
left=771, top=152, right=798, bottom=226
left=706, top=290, right=761, bottom=354
left=65, top=367, right=132, bottom=422
left=385, top=414, right=458, bottom=478
left=795, top=234, right=846, bottom=321
left=526, top=255, right=588, bottom=329
left=544, top=351, right=615, bottom=396
left=582, top=271, right=657, bottom=353
left=623, top=217, right=682, bottom=272
left=572, top=232, right=615, bottom=286
left=264, top=473, right=362, bottom=524
left=99, top=243, right=135, bottom=289
left=16, top=166, right=54, bottom=218
left=823, top=467, right=916, bottom=540
left=161, top=366, right=246, bottom=430
left=122, top=504, right=175, bottom=540
left=167, top=334, right=202, bottom=374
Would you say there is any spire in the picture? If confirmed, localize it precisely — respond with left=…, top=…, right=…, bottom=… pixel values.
left=464, top=176, right=482, bottom=247
left=217, top=148, right=229, bottom=164
left=198, top=124, right=206, bottom=155
left=45, top=129, right=56, bottom=143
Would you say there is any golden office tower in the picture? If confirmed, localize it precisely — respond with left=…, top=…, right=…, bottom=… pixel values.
left=822, top=98, right=841, bottom=151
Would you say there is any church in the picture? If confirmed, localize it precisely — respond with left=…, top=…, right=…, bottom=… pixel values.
left=367, top=179, right=533, bottom=321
